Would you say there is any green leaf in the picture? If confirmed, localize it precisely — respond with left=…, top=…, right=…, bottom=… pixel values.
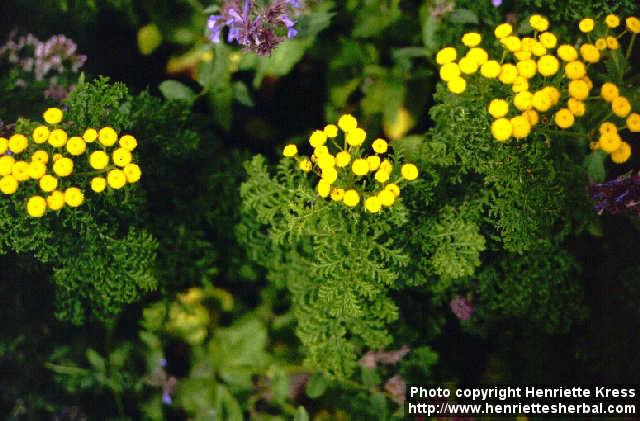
left=305, top=373, right=328, bottom=398
left=294, top=406, right=310, bottom=421
left=584, top=150, right=607, bottom=183
left=360, top=366, right=380, bottom=388
left=393, top=135, right=424, bottom=163
left=449, top=9, right=479, bottom=24
left=422, top=15, right=439, bottom=54
left=158, top=80, right=196, bottom=102
left=85, top=349, right=106, bottom=373
left=232, top=81, right=255, bottom=107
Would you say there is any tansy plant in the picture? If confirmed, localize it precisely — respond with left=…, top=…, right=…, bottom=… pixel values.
left=0, top=107, right=142, bottom=217
left=282, top=114, right=419, bottom=213
left=435, top=13, right=640, bottom=164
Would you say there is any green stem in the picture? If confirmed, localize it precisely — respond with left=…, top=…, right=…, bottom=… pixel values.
left=626, top=33, right=637, bottom=60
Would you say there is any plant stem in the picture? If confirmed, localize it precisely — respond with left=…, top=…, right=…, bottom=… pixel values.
left=626, top=33, right=637, bottom=60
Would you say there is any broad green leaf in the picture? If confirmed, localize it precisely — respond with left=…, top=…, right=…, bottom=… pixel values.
left=158, top=80, right=196, bottom=102
left=305, top=372, right=328, bottom=398
left=584, top=150, right=607, bottom=183
left=449, top=9, right=479, bottom=24
left=294, top=406, right=310, bottom=421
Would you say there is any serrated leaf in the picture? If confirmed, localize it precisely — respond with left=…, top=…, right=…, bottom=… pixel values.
left=158, top=80, right=196, bottom=102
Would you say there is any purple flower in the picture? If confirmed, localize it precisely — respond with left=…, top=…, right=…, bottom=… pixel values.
left=588, top=172, right=640, bottom=215
left=206, top=0, right=303, bottom=55
left=450, top=295, right=474, bottom=321
left=491, top=0, right=503, bottom=6
left=161, top=392, right=172, bottom=405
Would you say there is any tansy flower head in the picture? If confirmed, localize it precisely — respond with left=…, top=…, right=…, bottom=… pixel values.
left=27, top=196, right=47, bottom=218
left=436, top=47, right=457, bottom=65
left=43, top=107, right=63, bottom=125
left=578, top=18, right=594, bottom=33
left=337, top=114, right=358, bottom=133
left=494, top=23, right=512, bottom=39
left=626, top=17, right=640, bottom=33
left=462, top=32, right=481, bottom=47
left=283, top=144, right=297, bottom=157
left=64, top=187, right=84, bottom=207
left=606, top=14, right=620, bottom=28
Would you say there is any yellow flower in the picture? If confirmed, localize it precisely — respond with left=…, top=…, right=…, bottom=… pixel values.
left=89, top=151, right=109, bottom=170
left=83, top=128, right=98, bottom=143
left=582, top=76, right=593, bottom=90
left=314, top=145, right=329, bottom=156
left=39, top=174, right=58, bottom=192
left=309, top=130, right=327, bottom=147
left=531, top=42, right=547, bottom=57
left=346, top=127, right=366, bottom=146
left=480, top=60, right=501, bottom=78
left=66, top=136, right=87, bottom=156
left=626, top=17, right=640, bottom=33
left=532, top=89, right=552, bottom=112
left=0, top=175, right=18, bottom=195
left=0, top=137, right=6, bottom=154
left=337, top=114, right=358, bottom=133
left=91, top=177, right=107, bottom=193
left=529, top=14, right=549, bottom=31
left=99, top=127, right=118, bottom=147
left=539, top=32, right=557, bottom=49
left=600, top=122, right=617, bottom=136
left=557, top=45, right=578, bottom=62
left=627, top=113, right=640, bottom=132
left=322, top=167, right=338, bottom=184
left=447, top=77, right=466, bottom=94
left=511, top=77, right=529, bottom=93
left=494, top=23, right=512, bottom=39
left=385, top=183, right=400, bottom=197
left=611, top=142, right=631, bottom=164
left=510, top=115, right=531, bottom=138
left=498, top=63, right=518, bottom=84
left=516, top=60, right=537, bottom=79
left=375, top=169, right=390, bottom=183
left=372, top=138, right=388, bottom=154
left=599, top=132, right=622, bottom=153
left=514, top=50, right=532, bottom=61
left=554, top=108, right=575, bottom=128
left=113, top=148, right=133, bottom=167
left=64, top=187, right=84, bottom=207
left=335, top=151, right=351, bottom=167
left=600, top=83, right=619, bottom=102
left=48, top=128, right=67, bottom=147
left=491, top=118, right=512, bottom=142
left=514, top=91, right=533, bottom=111
left=27, top=196, right=47, bottom=218
left=537, top=55, right=559, bottom=76
left=521, top=37, right=536, bottom=52
left=488, top=99, right=509, bottom=118
left=107, top=169, right=127, bottom=189
left=53, top=157, right=73, bottom=177
left=367, top=155, right=381, bottom=171
left=468, top=47, right=489, bottom=65
left=283, top=144, right=297, bottom=157
left=578, top=18, right=594, bottom=33
left=33, top=126, right=49, bottom=144
left=605, top=14, right=620, bottom=28
left=568, top=79, right=589, bottom=100
left=379, top=159, right=393, bottom=173
left=401, top=163, right=419, bottom=181
left=0, top=155, right=15, bottom=176
left=564, top=61, right=586, bottom=79
left=119, top=135, right=138, bottom=151
left=123, top=163, right=141, bottom=183
left=364, top=196, right=382, bottom=213
left=32, top=150, right=48, bottom=164
left=298, top=158, right=312, bottom=172
left=378, top=189, right=395, bottom=207
left=12, top=161, right=30, bottom=181
left=330, top=188, right=344, bottom=201
left=324, top=124, right=338, bottom=138
left=567, top=98, right=585, bottom=117
left=47, top=190, right=65, bottom=210
left=43, top=107, right=63, bottom=124
left=579, top=44, right=600, bottom=63
left=439, top=62, right=460, bottom=81
left=352, top=159, right=369, bottom=176
left=436, top=47, right=457, bottom=65
left=595, top=38, right=607, bottom=50
left=462, top=32, right=482, bottom=47
left=458, top=55, right=478, bottom=74
left=523, top=109, right=539, bottom=126
left=606, top=36, right=619, bottom=50
left=28, top=161, right=46, bottom=180
left=9, top=134, right=28, bottom=153
left=343, top=189, right=360, bottom=207
left=501, top=36, right=521, bottom=52
left=317, top=179, right=331, bottom=197
left=612, top=96, right=632, bottom=118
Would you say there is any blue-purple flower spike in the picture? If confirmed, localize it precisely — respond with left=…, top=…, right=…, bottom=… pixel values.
left=206, top=0, right=303, bottom=55
left=588, top=172, right=640, bottom=215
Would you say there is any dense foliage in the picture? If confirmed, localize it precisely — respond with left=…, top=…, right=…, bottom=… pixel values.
left=1, top=0, right=639, bottom=419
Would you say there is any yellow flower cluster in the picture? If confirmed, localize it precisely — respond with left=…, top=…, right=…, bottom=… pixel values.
left=0, top=107, right=142, bottom=217
left=436, top=13, right=640, bottom=164
left=283, top=114, right=419, bottom=213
